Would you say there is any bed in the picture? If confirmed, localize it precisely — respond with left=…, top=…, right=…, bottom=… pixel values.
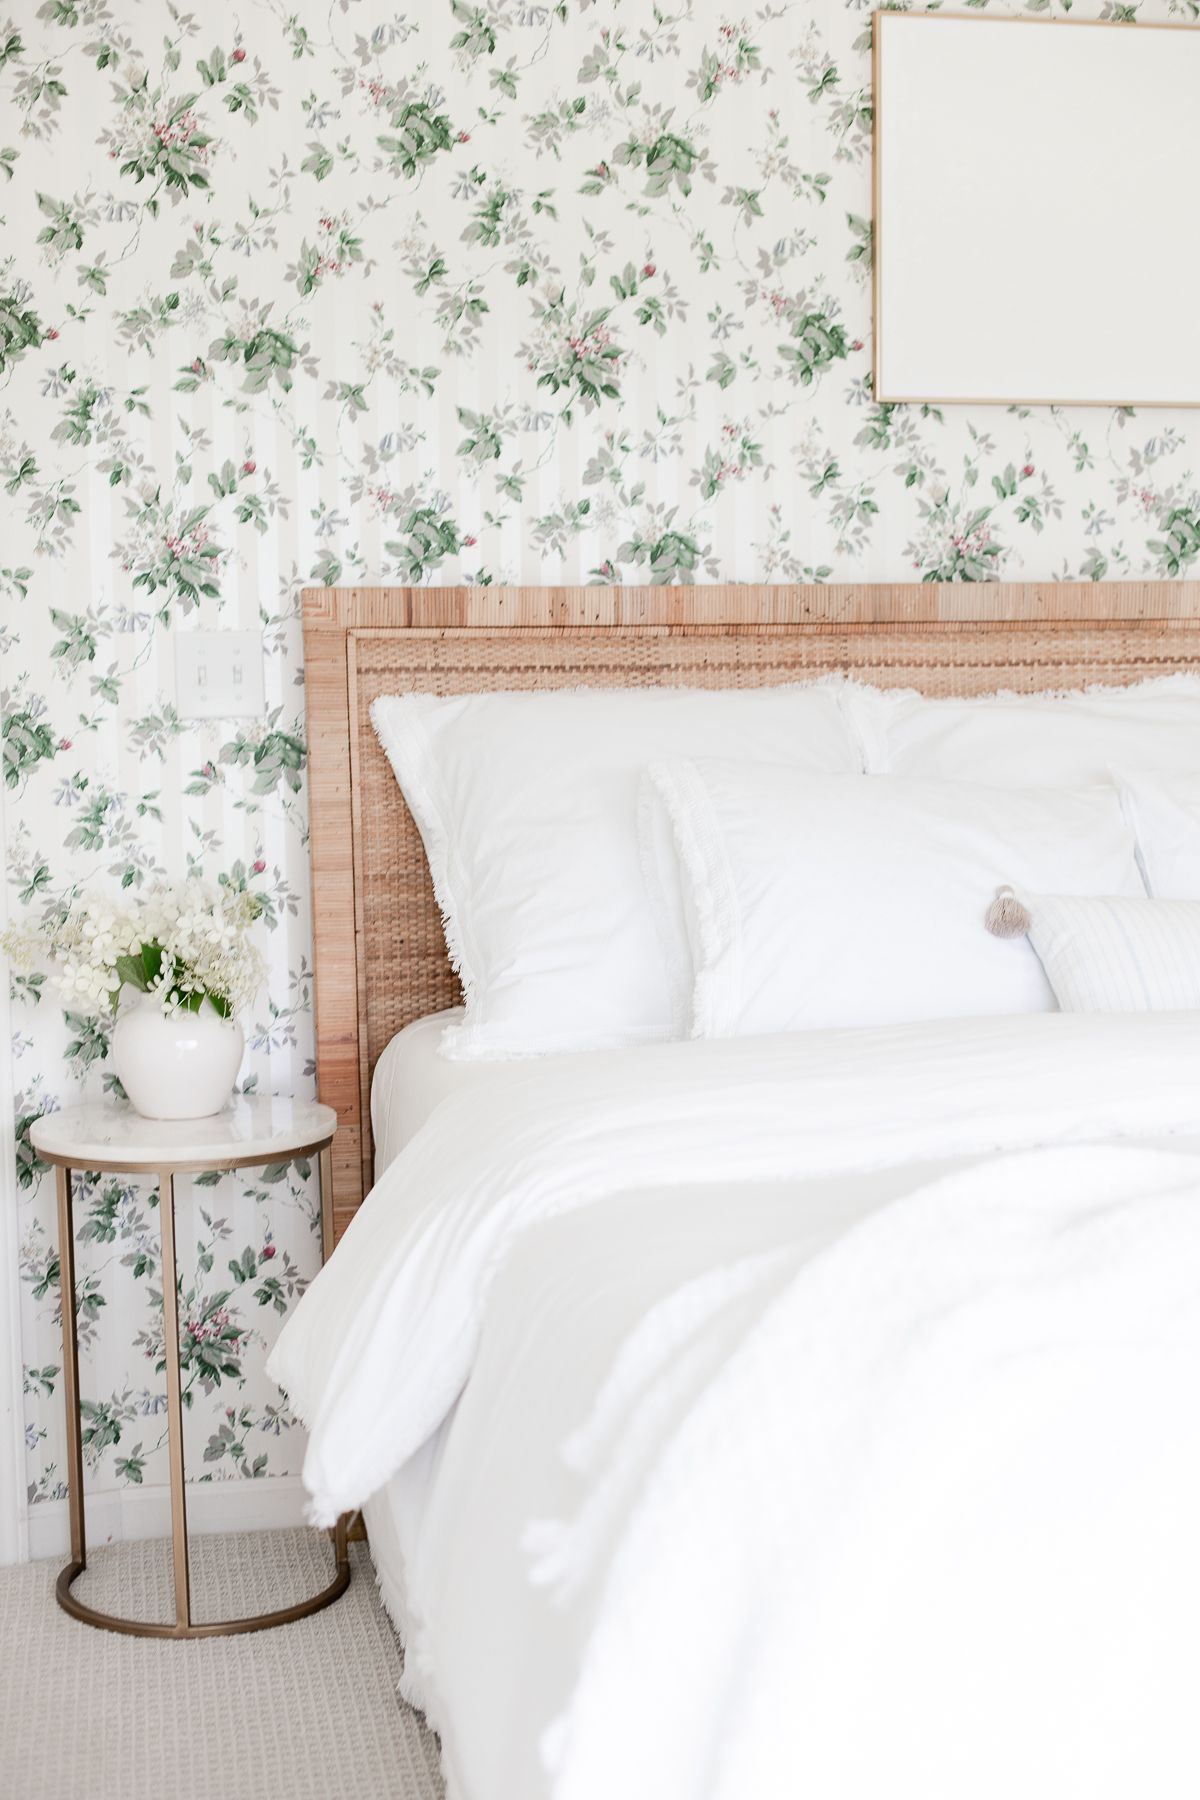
left=273, top=584, right=1200, bottom=1800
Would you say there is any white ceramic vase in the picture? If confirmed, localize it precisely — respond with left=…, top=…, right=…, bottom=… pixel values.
left=111, top=994, right=244, bottom=1120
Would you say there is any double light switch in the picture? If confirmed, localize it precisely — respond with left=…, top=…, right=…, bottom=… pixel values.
left=174, top=630, right=266, bottom=720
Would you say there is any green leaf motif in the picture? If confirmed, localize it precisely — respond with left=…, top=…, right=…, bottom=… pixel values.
left=1148, top=509, right=1200, bottom=576
left=778, top=311, right=850, bottom=386
left=378, top=102, right=454, bottom=178
left=0, top=295, right=47, bottom=376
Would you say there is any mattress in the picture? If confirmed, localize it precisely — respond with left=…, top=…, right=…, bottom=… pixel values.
left=372, top=1008, right=622, bottom=1173
left=370, top=1008, right=483, bottom=1171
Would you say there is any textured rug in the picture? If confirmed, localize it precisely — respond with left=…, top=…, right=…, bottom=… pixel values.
left=0, top=1528, right=445, bottom=1800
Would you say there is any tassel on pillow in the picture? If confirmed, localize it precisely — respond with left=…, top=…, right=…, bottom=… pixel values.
left=985, top=885, right=1031, bottom=939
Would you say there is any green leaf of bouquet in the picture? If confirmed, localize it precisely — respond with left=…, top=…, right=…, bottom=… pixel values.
left=114, top=953, right=149, bottom=992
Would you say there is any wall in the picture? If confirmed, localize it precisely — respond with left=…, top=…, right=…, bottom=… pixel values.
left=4, top=0, right=1198, bottom=1540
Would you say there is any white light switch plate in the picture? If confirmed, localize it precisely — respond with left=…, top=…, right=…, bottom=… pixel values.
left=175, top=630, right=265, bottom=720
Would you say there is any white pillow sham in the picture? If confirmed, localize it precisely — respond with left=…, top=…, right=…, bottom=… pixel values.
left=371, top=684, right=862, bottom=1059
left=642, top=760, right=1145, bottom=1038
left=1021, top=894, right=1200, bottom=1012
left=1114, top=767, right=1200, bottom=898
left=845, top=674, right=1200, bottom=786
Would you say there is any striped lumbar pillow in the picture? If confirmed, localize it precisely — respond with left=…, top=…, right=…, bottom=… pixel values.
left=987, top=890, right=1200, bottom=1012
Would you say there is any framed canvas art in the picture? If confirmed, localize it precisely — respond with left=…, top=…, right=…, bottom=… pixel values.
left=872, top=12, right=1200, bottom=408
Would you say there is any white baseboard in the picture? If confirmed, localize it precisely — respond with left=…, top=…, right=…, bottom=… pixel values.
left=25, top=1474, right=311, bottom=1562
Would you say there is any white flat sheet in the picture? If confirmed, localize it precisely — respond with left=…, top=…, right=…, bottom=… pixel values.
left=271, top=1014, right=1200, bottom=1800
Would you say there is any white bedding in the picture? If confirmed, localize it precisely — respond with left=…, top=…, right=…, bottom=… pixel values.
left=371, top=684, right=862, bottom=1058
left=270, top=1014, right=1200, bottom=1800
left=360, top=1161, right=973, bottom=1800
left=642, top=759, right=1143, bottom=1035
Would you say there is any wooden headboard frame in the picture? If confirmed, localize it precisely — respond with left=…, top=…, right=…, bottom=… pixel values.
left=303, top=582, right=1200, bottom=1239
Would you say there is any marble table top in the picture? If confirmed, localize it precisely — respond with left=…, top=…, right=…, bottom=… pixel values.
left=30, top=1096, right=337, bottom=1170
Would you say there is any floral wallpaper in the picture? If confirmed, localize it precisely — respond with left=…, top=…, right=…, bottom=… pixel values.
left=4, top=0, right=1199, bottom=1520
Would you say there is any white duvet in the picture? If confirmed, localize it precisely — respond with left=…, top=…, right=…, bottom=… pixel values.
left=269, top=1014, right=1200, bottom=1800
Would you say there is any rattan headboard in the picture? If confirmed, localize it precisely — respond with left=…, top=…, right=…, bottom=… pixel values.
left=303, top=582, right=1200, bottom=1238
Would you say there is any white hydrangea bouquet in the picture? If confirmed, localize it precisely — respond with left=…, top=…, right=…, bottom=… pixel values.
left=6, top=880, right=265, bottom=1120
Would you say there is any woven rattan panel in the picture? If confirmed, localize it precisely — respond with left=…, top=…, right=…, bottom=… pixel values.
left=303, top=587, right=1200, bottom=1234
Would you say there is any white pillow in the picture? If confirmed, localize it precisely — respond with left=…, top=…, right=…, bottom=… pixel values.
left=846, top=675, right=1200, bottom=785
left=1022, top=894, right=1200, bottom=1012
left=1114, top=767, right=1200, bottom=898
left=642, top=760, right=1145, bottom=1038
left=371, top=685, right=862, bottom=1059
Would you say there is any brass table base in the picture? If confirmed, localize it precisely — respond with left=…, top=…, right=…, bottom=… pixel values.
left=48, top=1139, right=350, bottom=1639
left=54, top=1521, right=350, bottom=1639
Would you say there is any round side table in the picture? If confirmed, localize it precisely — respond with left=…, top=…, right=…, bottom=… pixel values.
left=30, top=1096, right=348, bottom=1639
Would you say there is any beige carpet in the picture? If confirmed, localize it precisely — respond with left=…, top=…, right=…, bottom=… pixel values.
left=0, top=1529, right=445, bottom=1800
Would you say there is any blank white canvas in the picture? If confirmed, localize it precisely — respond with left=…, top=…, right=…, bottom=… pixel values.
left=874, top=14, right=1200, bottom=407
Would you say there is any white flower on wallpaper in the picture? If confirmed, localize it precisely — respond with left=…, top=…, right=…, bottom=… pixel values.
left=3, top=0, right=1199, bottom=1510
